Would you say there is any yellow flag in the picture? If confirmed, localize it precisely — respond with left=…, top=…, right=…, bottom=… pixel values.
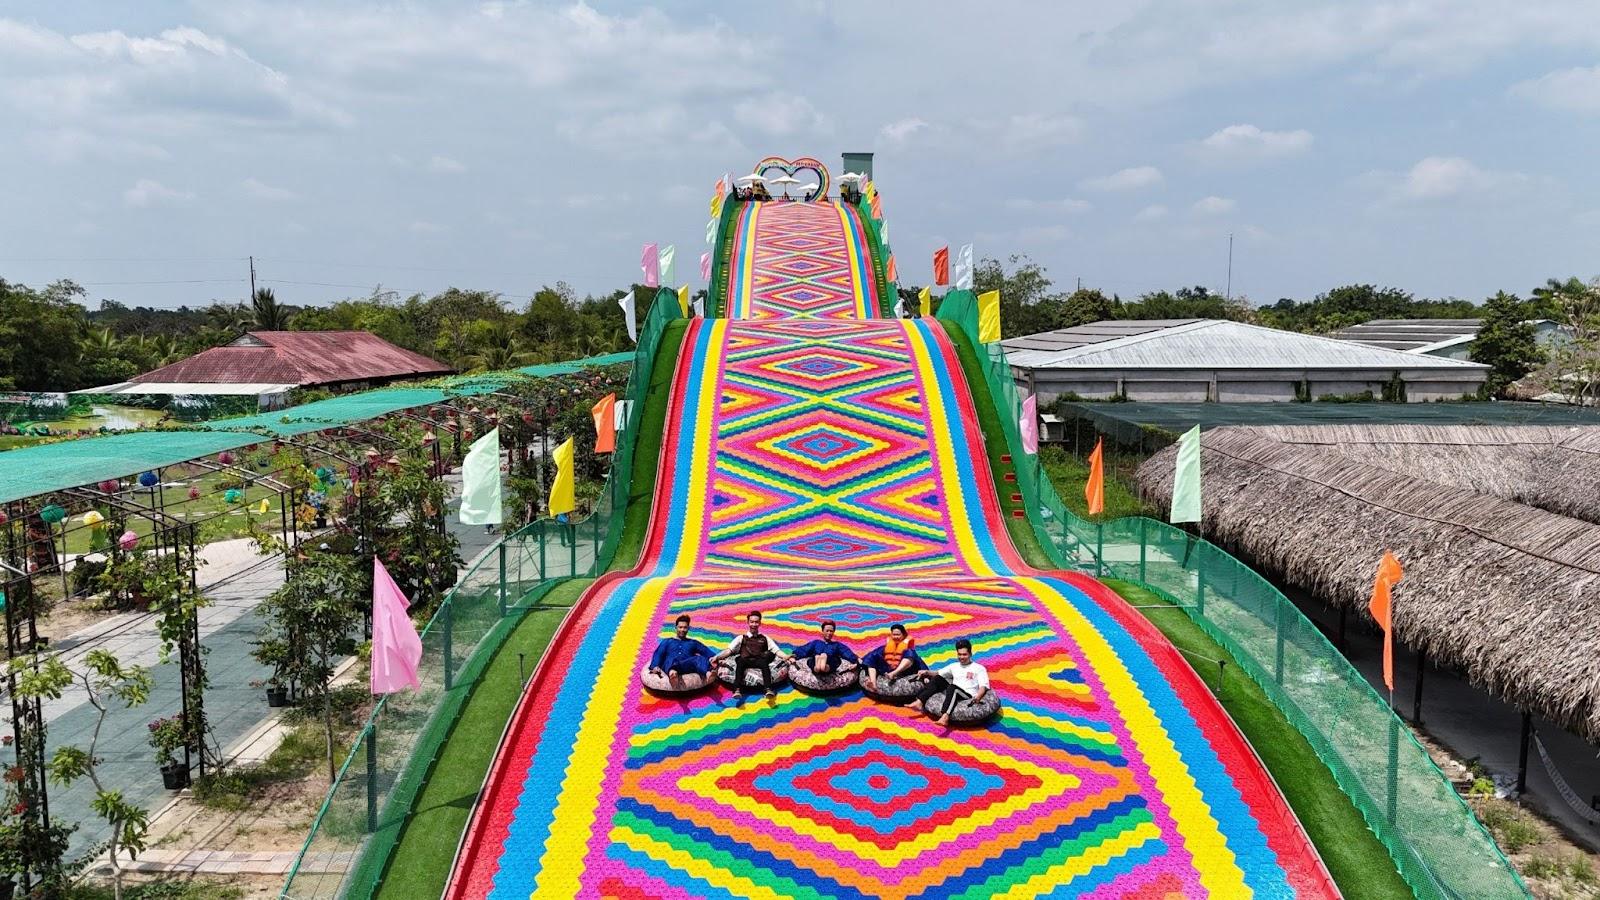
left=549, top=437, right=575, bottom=516
left=710, top=193, right=722, bottom=218
left=251, top=498, right=270, bottom=515
left=978, top=290, right=1001, bottom=343
left=677, top=284, right=690, bottom=316
left=918, top=286, right=931, bottom=317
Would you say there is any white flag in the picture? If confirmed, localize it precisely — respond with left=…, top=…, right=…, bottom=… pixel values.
left=880, top=220, right=890, bottom=246
left=693, top=293, right=705, bottom=317
left=619, top=292, right=637, bottom=343
left=614, top=399, right=631, bottom=431
left=658, top=245, right=676, bottom=285
left=706, top=217, right=717, bottom=244
left=954, top=243, right=975, bottom=290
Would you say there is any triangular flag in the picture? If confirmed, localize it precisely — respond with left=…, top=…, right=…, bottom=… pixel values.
left=1370, top=552, right=1404, bottom=692
left=933, top=246, right=949, bottom=286
left=714, top=176, right=727, bottom=203
left=1170, top=426, right=1202, bottom=524
left=870, top=194, right=883, bottom=219
left=706, top=217, right=717, bottom=244
left=658, top=245, right=676, bottom=285
left=592, top=393, right=616, bottom=454
left=886, top=255, right=899, bottom=283
left=677, top=284, right=689, bottom=317
left=371, top=557, right=422, bottom=694
left=977, top=289, right=1001, bottom=343
left=459, top=428, right=503, bottom=525
left=880, top=220, right=890, bottom=246
left=954, top=243, right=974, bottom=290
left=1020, top=394, right=1038, bottom=455
left=918, top=285, right=931, bottom=317
left=1086, top=437, right=1105, bottom=516
left=641, top=242, right=659, bottom=288
left=619, top=292, right=637, bottom=343
left=700, top=251, right=711, bottom=283
left=549, top=437, right=575, bottom=516
left=709, top=194, right=722, bottom=218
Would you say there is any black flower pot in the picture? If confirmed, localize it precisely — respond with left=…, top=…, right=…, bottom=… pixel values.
left=160, top=761, right=190, bottom=791
left=266, top=686, right=290, bottom=707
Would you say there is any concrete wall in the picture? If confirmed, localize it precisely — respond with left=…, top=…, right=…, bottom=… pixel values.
left=1406, top=380, right=1480, bottom=402
left=1216, top=380, right=1298, bottom=402
left=1309, top=379, right=1383, bottom=399
left=1123, top=380, right=1209, bottom=402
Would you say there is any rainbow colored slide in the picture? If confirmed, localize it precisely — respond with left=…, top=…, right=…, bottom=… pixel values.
left=445, top=190, right=1338, bottom=898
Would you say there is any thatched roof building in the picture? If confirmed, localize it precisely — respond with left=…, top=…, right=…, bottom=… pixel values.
left=1138, top=426, right=1600, bottom=743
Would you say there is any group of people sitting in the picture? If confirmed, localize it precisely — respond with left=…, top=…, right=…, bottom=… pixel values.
left=647, top=612, right=992, bottom=727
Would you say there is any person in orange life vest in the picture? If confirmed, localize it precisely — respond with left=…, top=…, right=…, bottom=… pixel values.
left=710, top=611, right=783, bottom=706
left=861, top=623, right=925, bottom=691
left=790, top=621, right=859, bottom=675
left=909, top=639, right=990, bottom=727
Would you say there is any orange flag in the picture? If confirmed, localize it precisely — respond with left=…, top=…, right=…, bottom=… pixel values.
left=1085, top=438, right=1105, bottom=516
left=886, top=255, right=898, bottom=283
left=591, top=393, right=616, bottom=454
left=933, top=246, right=949, bottom=286
left=1369, top=551, right=1404, bottom=692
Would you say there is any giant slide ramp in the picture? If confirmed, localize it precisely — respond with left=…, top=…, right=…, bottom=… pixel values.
left=446, top=195, right=1337, bottom=898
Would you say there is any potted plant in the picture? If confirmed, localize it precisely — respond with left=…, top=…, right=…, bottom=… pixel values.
left=147, top=716, right=189, bottom=790
left=251, top=638, right=294, bottom=707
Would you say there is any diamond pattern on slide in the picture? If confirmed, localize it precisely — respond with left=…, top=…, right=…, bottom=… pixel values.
left=730, top=201, right=877, bottom=320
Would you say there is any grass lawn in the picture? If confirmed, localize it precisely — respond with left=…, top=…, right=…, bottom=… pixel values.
left=1038, top=444, right=1153, bottom=520
left=374, top=579, right=586, bottom=899
left=612, top=319, right=686, bottom=570
left=1107, top=580, right=1411, bottom=899
left=0, top=434, right=46, bottom=451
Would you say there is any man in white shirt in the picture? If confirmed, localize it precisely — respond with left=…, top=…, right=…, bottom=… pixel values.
left=908, top=639, right=989, bottom=727
left=710, top=611, right=785, bottom=706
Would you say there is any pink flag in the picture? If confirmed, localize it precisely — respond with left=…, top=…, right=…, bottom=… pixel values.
left=641, top=242, right=659, bottom=288
left=371, top=557, right=422, bottom=694
left=1020, top=393, right=1039, bottom=455
left=700, top=251, right=711, bottom=282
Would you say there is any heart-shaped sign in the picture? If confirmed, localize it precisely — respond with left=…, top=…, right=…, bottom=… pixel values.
left=753, top=155, right=830, bottom=200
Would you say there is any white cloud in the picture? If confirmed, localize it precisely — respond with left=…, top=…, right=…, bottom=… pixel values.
left=123, top=178, right=191, bottom=207
left=408, top=220, right=445, bottom=234
left=1080, top=166, right=1163, bottom=192
left=1133, top=204, right=1169, bottom=222
left=879, top=117, right=928, bottom=144
left=1017, top=224, right=1072, bottom=243
left=1511, top=65, right=1600, bottom=114
left=1005, top=197, right=1092, bottom=214
left=1001, top=113, right=1084, bottom=151
left=1192, top=195, right=1237, bottom=215
left=242, top=177, right=297, bottom=201
left=1197, top=124, right=1313, bottom=161
left=1400, top=156, right=1512, bottom=199
left=427, top=155, right=466, bottom=173
left=734, top=93, right=829, bottom=136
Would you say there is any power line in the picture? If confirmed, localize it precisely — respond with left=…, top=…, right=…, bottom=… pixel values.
left=79, top=278, right=248, bottom=286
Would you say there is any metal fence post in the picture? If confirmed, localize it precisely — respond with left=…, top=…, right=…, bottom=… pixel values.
left=1196, top=564, right=1207, bottom=616
left=1094, top=522, right=1104, bottom=577
left=442, top=601, right=454, bottom=691
left=365, top=721, right=378, bottom=833
left=498, top=540, right=507, bottom=617
left=538, top=519, right=546, bottom=578
left=1138, top=519, right=1148, bottom=583
left=1387, top=715, right=1400, bottom=826
left=1274, top=598, right=1286, bottom=685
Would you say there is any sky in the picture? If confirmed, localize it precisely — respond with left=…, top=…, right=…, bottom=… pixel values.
left=3, top=0, right=1600, bottom=312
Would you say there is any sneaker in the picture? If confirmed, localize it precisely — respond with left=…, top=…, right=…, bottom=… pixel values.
left=764, top=690, right=777, bottom=703
left=734, top=693, right=745, bottom=708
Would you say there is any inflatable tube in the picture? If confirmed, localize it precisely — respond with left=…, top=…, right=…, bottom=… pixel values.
left=924, top=688, right=1001, bottom=724
left=857, top=669, right=922, bottom=702
left=640, top=666, right=713, bottom=694
left=787, top=660, right=859, bottom=693
left=715, top=659, right=789, bottom=690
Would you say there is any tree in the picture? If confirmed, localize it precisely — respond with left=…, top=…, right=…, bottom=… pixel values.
left=1059, top=288, right=1115, bottom=328
left=1472, top=292, right=1544, bottom=397
left=250, top=287, right=293, bottom=331
left=1542, top=277, right=1600, bottom=405
left=972, top=255, right=1065, bottom=337
left=0, top=279, right=90, bottom=391
left=259, top=552, right=361, bottom=781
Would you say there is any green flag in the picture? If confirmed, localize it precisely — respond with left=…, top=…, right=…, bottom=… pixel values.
left=459, top=428, right=503, bottom=526
left=1170, top=425, right=1202, bottom=524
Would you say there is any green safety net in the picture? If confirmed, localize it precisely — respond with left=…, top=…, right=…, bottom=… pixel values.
left=0, top=354, right=631, bottom=505
left=935, top=290, right=1530, bottom=900
left=281, top=290, right=684, bottom=899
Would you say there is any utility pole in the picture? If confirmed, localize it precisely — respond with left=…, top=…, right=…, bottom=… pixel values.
left=248, top=256, right=256, bottom=299
left=1225, top=233, right=1234, bottom=301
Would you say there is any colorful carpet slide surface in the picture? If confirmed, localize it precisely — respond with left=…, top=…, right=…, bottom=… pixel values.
left=447, top=317, right=1338, bottom=898
left=724, top=201, right=880, bottom=320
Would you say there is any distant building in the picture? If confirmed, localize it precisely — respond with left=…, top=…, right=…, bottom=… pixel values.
left=1003, top=319, right=1488, bottom=404
left=1326, top=318, right=1570, bottom=360
left=81, top=331, right=453, bottom=410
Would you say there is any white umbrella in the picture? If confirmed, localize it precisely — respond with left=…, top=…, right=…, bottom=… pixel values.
left=766, top=175, right=801, bottom=185
left=837, top=173, right=863, bottom=184
left=735, top=174, right=763, bottom=186
left=797, top=182, right=818, bottom=199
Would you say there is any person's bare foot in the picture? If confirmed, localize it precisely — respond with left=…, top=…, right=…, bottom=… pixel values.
left=906, top=701, right=922, bottom=713
left=667, top=670, right=681, bottom=688
left=936, top=716, right=951, bottom=727
left=865, top=676, right=877, bottom=691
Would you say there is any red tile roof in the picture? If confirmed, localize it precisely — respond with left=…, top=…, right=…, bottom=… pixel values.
left=132, top=331, right=453, bottom=387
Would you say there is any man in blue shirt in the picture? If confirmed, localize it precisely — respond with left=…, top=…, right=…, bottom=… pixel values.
left=790, top=621, right=859, bottom=675
left=648, top=615, right=715, bottom=688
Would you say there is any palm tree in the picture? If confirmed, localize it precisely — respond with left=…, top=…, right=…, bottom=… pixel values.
left=464, top=322, right=533, bottom=373
left=251, top=287, right=292, bottom=331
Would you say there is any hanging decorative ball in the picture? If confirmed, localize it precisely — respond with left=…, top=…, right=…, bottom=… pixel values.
left=218, top=451, right=234, bottom=465
left=422, top=430, right=436, bottom=445
left=99, top=479, right=121, bottom=493
left=522, top=411, right=534, bottom=424
left=0, top=510, right=8, bottom=525
left=315, top=466, right=333, bottom=483
left=138, top=471, right=159, bottom=488
left=82, top=510, right=105, bottom=528
left=118, top=530, right=139, bottom=551
left=224, top=488, right=243, bottom=504
left=38, top=504, right=66, bottom=524
left=386, top=455, right=401, bottom=467
left=188, top=486, right=201, bottom=501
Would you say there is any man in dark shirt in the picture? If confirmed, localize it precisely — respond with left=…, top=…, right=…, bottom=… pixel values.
left=648, top=615, right=715, bottom=688
left=711, top=611, right=782, bottom=706
left=790, top=621, right=859, bottom=675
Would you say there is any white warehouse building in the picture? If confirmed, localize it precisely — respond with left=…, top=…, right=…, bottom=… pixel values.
left=1004, top=319, right=1489, bottom=404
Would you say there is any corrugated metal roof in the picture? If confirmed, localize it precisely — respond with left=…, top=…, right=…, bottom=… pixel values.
left=131, top=331, right=453, bottom=386
left=75, top=381, right=298, bottom=396
left=1005, top=319, right=1488, bottom=370
left=1325, top=318, right=1481, bottom=352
